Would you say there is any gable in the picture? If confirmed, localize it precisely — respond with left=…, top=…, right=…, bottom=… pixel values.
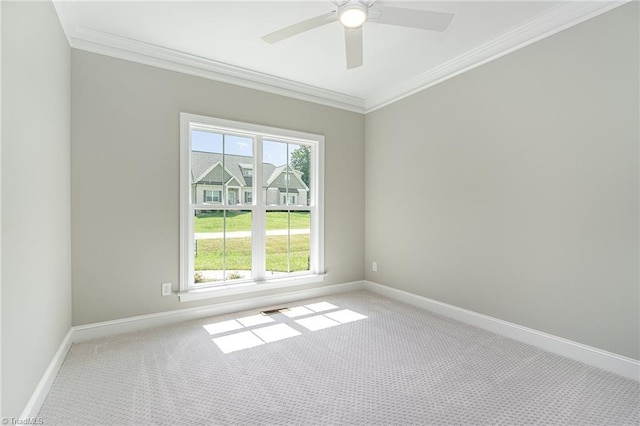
left=191, top=152, right=258, bottom=186
left=197, top=162, right=228, bottom=185
left=267, top=169, right=308, bottom=191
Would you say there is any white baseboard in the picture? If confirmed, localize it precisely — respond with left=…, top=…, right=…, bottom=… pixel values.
left=21, top=280, right=364, bottom=418
left=364, top=280, right=640, bottom=381
left=22, top=278, right=638, bottom=418
left=72, top=280, right=365, bottom=342
left=20, top=329, right=73, bottom=419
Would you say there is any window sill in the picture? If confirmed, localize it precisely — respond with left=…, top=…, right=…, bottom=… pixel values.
left=178, top=273, right=327, bottom=302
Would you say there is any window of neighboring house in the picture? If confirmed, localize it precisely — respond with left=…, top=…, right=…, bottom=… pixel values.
left=203, top=189, right=222, bottom=203
left=180, top=113, right=324, bottom=300
left=281, top=194, right=297, bottom=205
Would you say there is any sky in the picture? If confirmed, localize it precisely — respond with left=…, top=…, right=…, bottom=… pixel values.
left=191, top=130, right=302, bottom=167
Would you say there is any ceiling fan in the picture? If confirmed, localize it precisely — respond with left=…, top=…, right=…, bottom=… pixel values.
left=262, top=0, right=455, bottom=69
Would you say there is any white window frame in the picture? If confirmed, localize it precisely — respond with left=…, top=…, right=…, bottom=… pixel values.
left=179, top=113, right=325, bottom=301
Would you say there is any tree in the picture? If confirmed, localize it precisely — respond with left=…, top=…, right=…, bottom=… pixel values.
left=290, top=145, right=310, bottom=188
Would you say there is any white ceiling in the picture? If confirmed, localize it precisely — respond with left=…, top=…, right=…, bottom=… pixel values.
left=53, top=1, right=626, bottom=112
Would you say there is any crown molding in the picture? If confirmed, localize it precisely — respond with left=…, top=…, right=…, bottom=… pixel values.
left=364, top=0, right=631, bottom=112
left=53, top=0, right=629, bottom=115
left=52, top=1, right=365, bottom=113
left=71, top=26, right=366, bottom=113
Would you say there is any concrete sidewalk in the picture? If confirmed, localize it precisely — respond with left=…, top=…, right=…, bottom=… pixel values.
left=195, top=228, right=310, bottom=240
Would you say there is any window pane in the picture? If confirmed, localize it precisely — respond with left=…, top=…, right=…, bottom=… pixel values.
left=263, top=140, right=311, bottom=207
left=288, top=143, right=311, bottom=207
left=289, top=211, right=310, bottom=273
left=194, top=209, right=252, bottom=284
left=263, top=140, right=287, bottom=206
left=265, top=211, right=310, bottom=275
left=191, top=130, right=253, bottom=206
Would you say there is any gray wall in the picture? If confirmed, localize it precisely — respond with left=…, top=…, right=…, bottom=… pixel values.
left=1, top=1, right=72, bottom=416
left=71, top=50, right=365, bottom=325
left=365, top=4, right=639, bottom=359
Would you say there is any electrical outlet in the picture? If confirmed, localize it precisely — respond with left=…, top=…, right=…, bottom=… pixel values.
left=372, top=262, right=377, bottom=272
left=161, top=282, right=172, bottom=296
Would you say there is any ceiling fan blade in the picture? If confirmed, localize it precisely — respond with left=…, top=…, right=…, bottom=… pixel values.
left=262, top=12, right=338, bottom=44
left=372, top=6, right=454, bottom=32
left=345, top=27, right=363, bottom=69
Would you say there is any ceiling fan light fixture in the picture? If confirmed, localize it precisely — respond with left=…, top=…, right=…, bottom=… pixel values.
left=339, top=2, right=368, bottom=29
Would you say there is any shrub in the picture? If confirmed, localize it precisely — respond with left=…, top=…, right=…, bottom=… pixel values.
left=227, top=271, right=243, bottom=280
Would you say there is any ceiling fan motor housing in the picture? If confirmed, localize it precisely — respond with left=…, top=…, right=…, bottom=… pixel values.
left=339, top=1, right=370, bottom=28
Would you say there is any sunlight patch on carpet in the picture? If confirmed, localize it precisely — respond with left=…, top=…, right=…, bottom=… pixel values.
left=212, top=330, right=265, bottom=353
left=203, top=301, right=367, bottom=353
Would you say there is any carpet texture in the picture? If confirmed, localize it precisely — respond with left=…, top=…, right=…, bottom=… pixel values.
left=39, top=291, right=639, bottom=425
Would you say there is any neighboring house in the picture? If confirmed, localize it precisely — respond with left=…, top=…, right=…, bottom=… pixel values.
left=191, top=151, right=309, bottom=206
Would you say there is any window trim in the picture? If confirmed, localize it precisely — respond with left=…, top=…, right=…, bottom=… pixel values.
left=179, top=113, right=325, bottom=299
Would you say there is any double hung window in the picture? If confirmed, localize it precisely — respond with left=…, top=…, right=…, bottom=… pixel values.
left=180, top=114, right=324, bottom=297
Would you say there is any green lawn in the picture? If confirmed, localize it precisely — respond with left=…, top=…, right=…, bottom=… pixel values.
left=194, top=235, right=309, bottom=273
left=194, top=211, right=309, bottom=233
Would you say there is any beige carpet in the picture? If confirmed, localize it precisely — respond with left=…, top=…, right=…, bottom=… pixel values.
left=39, top=291, right=639, bottom=425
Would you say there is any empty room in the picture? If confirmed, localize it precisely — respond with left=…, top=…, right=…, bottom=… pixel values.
left=1, top=0, right=638, bottom=424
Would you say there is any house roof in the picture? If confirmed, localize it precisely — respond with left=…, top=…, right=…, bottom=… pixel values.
left=191, top=151, right=271, bottom=186
left=191, top=151, right=308, bottom=190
